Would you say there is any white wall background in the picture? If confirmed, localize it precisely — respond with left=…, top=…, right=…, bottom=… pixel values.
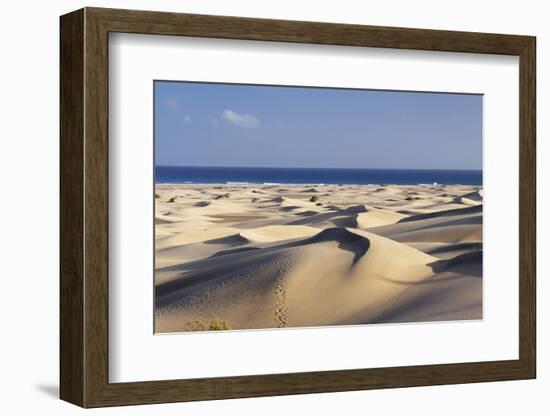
left=0, top=0, right=545, bottom=414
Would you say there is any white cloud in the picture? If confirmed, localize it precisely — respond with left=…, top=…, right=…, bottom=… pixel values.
left=182, top=115, right=192, bottom=123
left=221, top=109, right=260, bottom=129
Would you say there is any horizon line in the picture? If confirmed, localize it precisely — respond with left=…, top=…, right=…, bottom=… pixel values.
left=155, top=164, right=482, bottom=172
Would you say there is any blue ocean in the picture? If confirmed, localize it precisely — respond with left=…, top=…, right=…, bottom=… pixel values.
left=155, top=166, right=482, bottom=186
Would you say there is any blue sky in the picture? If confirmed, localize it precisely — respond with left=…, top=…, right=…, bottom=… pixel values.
left=155, top=81, right=482, bottom=170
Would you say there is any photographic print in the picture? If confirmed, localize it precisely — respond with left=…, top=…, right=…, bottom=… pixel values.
left=154, top=81, right=483, bottom=333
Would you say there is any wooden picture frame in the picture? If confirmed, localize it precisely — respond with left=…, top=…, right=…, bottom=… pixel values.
left=60, top=7, right=536, bottom=408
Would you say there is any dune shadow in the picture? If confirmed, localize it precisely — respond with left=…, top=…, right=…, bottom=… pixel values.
left=332, top=216, right=358, bottom=228
left=397, top=205, right=482, bottom=223
left=294, top=210, right=320, bottom=217
left=428, top=242, right=482, bottom=255
left=279, top=206, right=300, bottom=212
left=203, top=234, right=249, bottom=245
left=429, top=251, right=482, bottom=276
left=291, top=228, right=371, bottom=265
left=209, top=246, right=261, bottom=258
left=288, top=205, right=366, bottom=227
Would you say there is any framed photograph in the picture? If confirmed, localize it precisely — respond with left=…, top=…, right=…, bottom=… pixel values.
left=60, top=7, right=536, bottom=408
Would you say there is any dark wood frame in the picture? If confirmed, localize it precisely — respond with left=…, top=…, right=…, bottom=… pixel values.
left=60, top=7, right=536, bottom=408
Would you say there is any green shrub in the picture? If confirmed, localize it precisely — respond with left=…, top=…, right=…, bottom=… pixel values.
left=183, top=317, right=231, bottom=332
left=310, top=195, right=319, bottom=202
left=183, top=320, right=207, bottom=331
left=208, top=319, right=231, bottom=330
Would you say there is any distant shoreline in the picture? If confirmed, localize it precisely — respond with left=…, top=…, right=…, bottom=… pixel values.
left=155, top=166, right=482, bottom=186
left=156, top=182, right=481, bottom=187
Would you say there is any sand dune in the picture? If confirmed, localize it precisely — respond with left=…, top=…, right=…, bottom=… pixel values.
left=155, top=183, right=483, bottom=332
left=366, top=206, right=482, bottom=244
left=240, top=225, right=320, bottom=242
left=372, top=251, right=482, bottom=323
left=456, top=190, right=483, bottom=206
left=356, top=208, right=407, bottom=228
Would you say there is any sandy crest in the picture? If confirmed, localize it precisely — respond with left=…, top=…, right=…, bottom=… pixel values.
left=154, top=183, right=482, bottom=332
